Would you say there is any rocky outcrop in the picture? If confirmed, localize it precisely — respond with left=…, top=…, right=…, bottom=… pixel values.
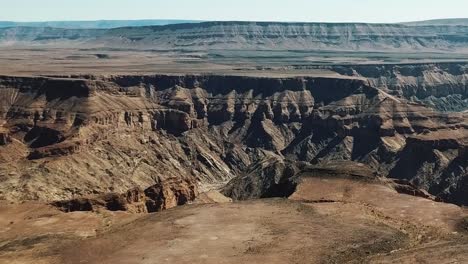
left=52, top=188, right=148, bottom=213
left=222, top=155, right=305, bottom=200
left=390, top=179, right=436, bottom=200
left=153, top=109, right=193, bottom=134
left=144, top=177, right=198, bottom=212
left=53, top=179, right=197, bottom=213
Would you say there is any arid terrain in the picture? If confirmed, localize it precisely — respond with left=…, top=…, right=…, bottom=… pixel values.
left=0, top=19, right=468, bottom=263
left=2, top=164, right=468, bottom=263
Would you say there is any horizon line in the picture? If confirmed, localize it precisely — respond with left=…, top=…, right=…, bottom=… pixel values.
left=1, top=17, right=468, bottom=24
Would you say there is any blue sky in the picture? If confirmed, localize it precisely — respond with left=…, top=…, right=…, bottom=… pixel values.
left=1, top=0, right=467, bottom=23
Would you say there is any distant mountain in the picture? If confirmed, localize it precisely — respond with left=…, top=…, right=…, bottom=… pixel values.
left=1, top=21, right=468, bottom=53
left=0, top=19, right=202, bottom=29
left=403, top=18, right=468, bottom=26
left=3, top=18, right=468, bottom=29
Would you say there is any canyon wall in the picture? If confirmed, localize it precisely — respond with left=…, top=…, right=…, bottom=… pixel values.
left=0, top=73, right=466, bottom=207
left=321, top=63, right=468, bottom=112
left=268, top=62, right=468, bottom=112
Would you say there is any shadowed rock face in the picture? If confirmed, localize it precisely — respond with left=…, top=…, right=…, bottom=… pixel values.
left=0, top=73, right=466, bottom=208
left=323, top=63, right=468, bottom=112
left=0, top=132, right=10, bottom=145
left=222, top=156, right=304, bottom=200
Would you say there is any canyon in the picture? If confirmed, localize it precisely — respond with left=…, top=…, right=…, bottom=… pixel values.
left=0, top=20, right=467, bottom=263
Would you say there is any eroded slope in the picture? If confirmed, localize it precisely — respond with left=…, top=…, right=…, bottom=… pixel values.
left=0, top=74, right=466, bottom=207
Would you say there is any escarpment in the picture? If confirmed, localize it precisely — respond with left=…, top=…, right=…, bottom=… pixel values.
left=0, top=73, right=467, bottom=208
left=3, top=22, right=468, bottom=53
left=315, top=63, right=468, bottom=112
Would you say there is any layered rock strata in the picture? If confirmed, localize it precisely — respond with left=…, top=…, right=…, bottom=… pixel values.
left=0, top=74, right=466, bottom=207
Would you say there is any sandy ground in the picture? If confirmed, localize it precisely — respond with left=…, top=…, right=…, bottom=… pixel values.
left=0, top=200, right=406, bottom=264
left=2, top=177, right=468, bottom=264
left=1, top=47, right=467, bottom=76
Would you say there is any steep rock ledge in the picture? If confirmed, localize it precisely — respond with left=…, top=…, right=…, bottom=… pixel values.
left=308, top=63, right=468, bottom=112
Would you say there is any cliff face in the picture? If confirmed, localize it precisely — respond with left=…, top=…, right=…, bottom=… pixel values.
left=303, top=63, right=468, bottom=112
left=2, top=22, right=468, bottom=52
left=0, top=73, right=466, bottom=207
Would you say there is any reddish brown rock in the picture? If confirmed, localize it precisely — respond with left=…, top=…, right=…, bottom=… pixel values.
left=53, top=179, right=198, bottom=213
left=144, top=178, right=198, bottom=212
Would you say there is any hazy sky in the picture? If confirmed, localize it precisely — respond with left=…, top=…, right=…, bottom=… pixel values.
left=1, top=0, right=467, bottom=23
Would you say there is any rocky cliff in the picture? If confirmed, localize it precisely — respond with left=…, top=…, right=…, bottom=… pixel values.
left=0, top=73, right=466, bottom=208
left=319, top=63, right=468, bottom=112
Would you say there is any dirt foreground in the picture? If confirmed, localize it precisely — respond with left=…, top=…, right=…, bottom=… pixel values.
left=2, top=177, right=468, bottom=264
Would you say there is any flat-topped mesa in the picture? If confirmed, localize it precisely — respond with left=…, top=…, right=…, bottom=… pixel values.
left=3, top=22, right=468, bottom=52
